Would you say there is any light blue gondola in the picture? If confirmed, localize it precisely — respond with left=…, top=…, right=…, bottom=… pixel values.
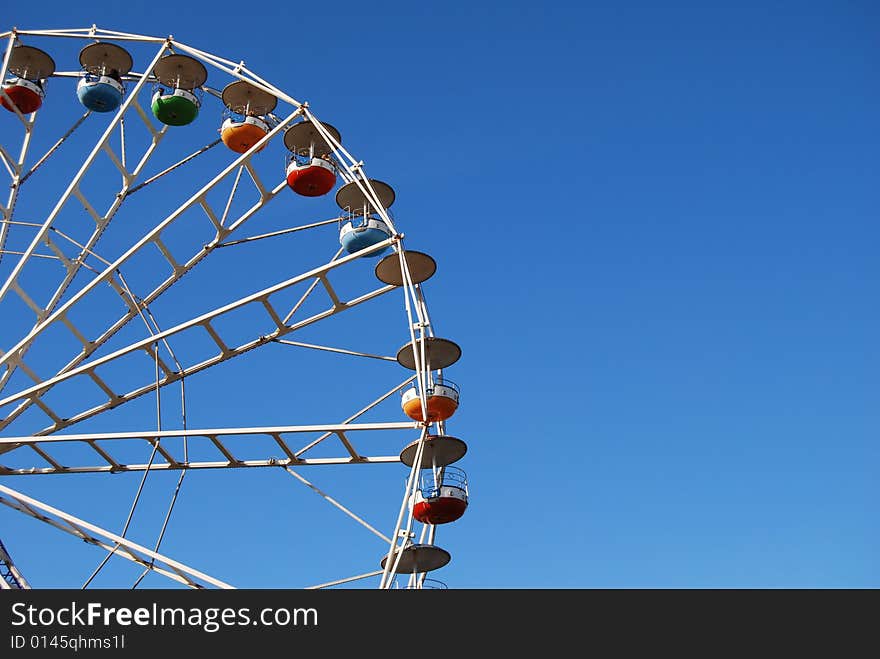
left=340, top=216, right=392, bottom=257
left=335, top=179, right=396, bottom=257
left=76, top=74, right=124, bottom=112
left=75, top=42, right=132, bottom=114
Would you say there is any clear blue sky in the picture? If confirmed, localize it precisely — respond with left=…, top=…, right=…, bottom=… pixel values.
left=0, top=0, right=876, bottom=589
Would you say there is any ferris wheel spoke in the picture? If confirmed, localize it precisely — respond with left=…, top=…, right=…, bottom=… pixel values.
left=0, top=86, right=172, bottom=394
left=0, top=422, right=415, bottom=474
left=0, top=483, right=233, bottom=588
left=283, top=467, right=392, bottom=544
left=20, top=111, right=92, bottom=186
left=216, top=216, right=342, bottom=248
left=0, top=42, right=168, bottom=306
left=305, top=570, right=385, bottom=590
left=0, top=238, right=397, bottom=435
left=0, top=537, right=29, bottom=589
left=0, top=110, right=303, bottom=402
left=292, top=375, right=417, bottom=458
left=126, top=139, right=222, bottom=197
left=0, top=238, right=398, bottom=434
left=271, top=338, right=398, bottom=362
left=0, top=101, right=38, bottom=262
left=0, top=104, right=300, bottom=348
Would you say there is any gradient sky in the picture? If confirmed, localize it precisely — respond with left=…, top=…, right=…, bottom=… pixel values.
left=0, top=1, right=876, bottom=589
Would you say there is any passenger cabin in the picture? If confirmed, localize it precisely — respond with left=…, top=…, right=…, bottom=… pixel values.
left=401, top=378, right=460, bottom=422
left=283, top=120, right=341, bottom=197
left=399, top=435, right=470, bottom=527
left=411, top=466, right=469, bottom=525
left=75, top=42, right=133, bottom=113
left=1, top=45, right=55, bottom=115
left=151, top=53, right=208, bottom=126
left=336, top=179, right=395, bottom=257
left=219, top=80, right=276, bottom=154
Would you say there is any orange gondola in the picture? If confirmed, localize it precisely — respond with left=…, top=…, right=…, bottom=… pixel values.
left=401, top=379, right=460, bottom=423
left=219, top=80, right=276, bottom=154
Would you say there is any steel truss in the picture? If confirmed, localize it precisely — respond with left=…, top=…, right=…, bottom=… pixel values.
left=0, top=26, right=454, bottom=590
left=0, top=537, right=29, bottom=588
left=0, top=421, right=419, bottom=475
left=0, top=484, right=232, bottom=588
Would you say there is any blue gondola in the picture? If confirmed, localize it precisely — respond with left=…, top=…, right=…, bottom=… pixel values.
left=75, top=42, right=132, bottom=114
left=76, top=72, right=124, bottom=112
left=340, top=216, right=392, bottom=257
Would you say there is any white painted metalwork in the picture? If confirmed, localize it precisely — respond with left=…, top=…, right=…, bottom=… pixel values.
left=284, top=466, right=392, bottom=544
left=0, top=241, right=399, bottom=435
left=0, top=537, right=29, bottom=588
left=305, top=570, right=385, bottom=590
left=0, top=422, right=417, bottom=474
left=0, top=25, right=464, bottom=591
left=0, top=484, right=232, bottom=588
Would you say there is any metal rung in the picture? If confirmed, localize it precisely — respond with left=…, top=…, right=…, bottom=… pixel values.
left=8, top=355, right=43, bottom=386
left=60, top=315, right=92, bottom=349
left=72, top=187, right=102, bottom=224
left=335, top=431, right=361, bottom=460
left=29, top=444, right=65, bottom=471
left=153, top=236, right=181, bottom=272
left=244, top=161, right=268, bottom=199
left=147, top=438, right=179, bottom=467
left=261, top=298, right=286, bottom=331
left=84, top=440, right=121, bottom=470
left=199, top=197, right=223, bottom=233
left=102, top=142, right=131, bottom=183
left=142, top=344, right=175, bottom=378
left=106, top=274, right=141, bottom=312
left=0, top=113, right=303, bottom=411
left=319, top=275, right=343, bottom=308
left=10, top=282, right=47, bottom=320
left=40, top=235, right=75, bottom=271
left=202, top=321, right=231, bottom=355
left=269, top=433, right=298, bottom=462
left=30, top=396, right=62, bottom=424
left=86, top=369, right=120, bottom=401
left=131, top=97, right=161, bottom=138
left=208, top=436, right=239, bottom=464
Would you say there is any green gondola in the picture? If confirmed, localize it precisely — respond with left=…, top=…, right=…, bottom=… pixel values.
left=151, top=88, right=200, bottom=126
left=150, top=53, right=207, bottom=127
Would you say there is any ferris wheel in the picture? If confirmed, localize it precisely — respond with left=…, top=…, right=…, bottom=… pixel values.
left=0, top=25, right=470, bottom=590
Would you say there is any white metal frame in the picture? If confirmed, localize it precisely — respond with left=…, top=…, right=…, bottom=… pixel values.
left=0, top=483, right=233, bottom=588
left=0, top=25, right=455, bottom=591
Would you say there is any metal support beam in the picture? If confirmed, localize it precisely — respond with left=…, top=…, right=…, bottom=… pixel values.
left=0, top=237, right=398, bottom=435
left=0, top=484, right=234, bottom=588
left=0, top=422, right=416, bottom=474
left=0, top=538, right=29, bottom=589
